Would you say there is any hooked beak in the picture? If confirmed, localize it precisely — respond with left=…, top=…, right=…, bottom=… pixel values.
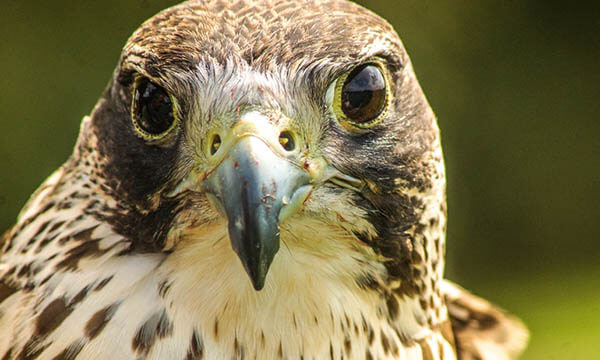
left=202, top=114, right=311, bottom=290
left=181, top=111, right=364, bottom=290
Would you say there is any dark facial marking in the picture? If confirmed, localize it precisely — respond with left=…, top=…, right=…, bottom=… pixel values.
left=91, top=85, right=183, bottom=209
left=104, top=198, right=182, bottom=254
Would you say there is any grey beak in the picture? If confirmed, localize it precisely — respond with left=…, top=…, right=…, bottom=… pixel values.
left=203, top=136, right=310, bottom=290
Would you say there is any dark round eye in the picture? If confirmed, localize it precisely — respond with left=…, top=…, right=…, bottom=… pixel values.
left=340, top=64, right=386, bottom=125
left=132, top=79, right=176, bottom=137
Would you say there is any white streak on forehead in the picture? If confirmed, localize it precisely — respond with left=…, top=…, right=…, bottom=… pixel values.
left=181, top=58, right=326, bottom=160
left=184, top=58, right=317, bottom=125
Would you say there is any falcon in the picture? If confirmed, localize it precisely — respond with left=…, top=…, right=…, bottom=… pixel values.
left=0, top=0, right=528, bottom=359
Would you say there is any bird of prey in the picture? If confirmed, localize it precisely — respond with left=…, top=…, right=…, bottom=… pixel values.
left=0, top=0, right=528, bottom=359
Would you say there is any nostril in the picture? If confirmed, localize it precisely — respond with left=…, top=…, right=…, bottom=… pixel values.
left=210, top=134, right=222, bottom=155
left=278, top=130, right=295, bottom=151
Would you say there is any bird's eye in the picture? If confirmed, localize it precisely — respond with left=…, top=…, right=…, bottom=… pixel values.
left=131, top=78, right=178, bottom=139
left=333, top=63, right=388, bottom=128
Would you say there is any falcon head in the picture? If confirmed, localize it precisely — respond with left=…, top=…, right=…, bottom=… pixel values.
left=82, top=0, right=444, bottom=295
left=1, top=1, right=531, bottom=358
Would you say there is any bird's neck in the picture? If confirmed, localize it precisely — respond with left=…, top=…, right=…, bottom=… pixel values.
left=158, top=212, right=450, bottom=358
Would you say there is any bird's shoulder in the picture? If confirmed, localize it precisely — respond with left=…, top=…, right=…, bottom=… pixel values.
left=442, top=280, right=529, bottom=360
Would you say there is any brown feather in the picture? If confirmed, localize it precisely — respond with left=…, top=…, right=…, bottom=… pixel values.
left=443, top=281, right=529, bottom=360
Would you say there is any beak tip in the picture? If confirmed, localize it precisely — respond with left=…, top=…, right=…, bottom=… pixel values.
left=229, top=225, right=279, bottom=292
left=242, top=258, right=271, bottom=291
left=250, top=277, right=266, bottom=291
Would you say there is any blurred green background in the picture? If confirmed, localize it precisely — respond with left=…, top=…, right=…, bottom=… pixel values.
left=0, top=1, right=598, bottom=358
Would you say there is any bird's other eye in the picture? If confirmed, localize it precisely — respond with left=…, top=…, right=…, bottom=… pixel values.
left=131, top=78, right=178, bottom=139
left=333, top=63, right=388, bottom=128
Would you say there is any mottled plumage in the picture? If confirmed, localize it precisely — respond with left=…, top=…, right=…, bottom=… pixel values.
left=0, top=0, right=527, bottom=359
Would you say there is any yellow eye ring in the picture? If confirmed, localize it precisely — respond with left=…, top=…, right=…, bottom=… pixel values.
left=131, top=77, right=180, bottom=141
left=332, top=60, right=391, bottom=130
